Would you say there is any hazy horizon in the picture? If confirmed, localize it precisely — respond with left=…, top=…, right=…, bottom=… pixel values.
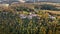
left=0, top=0, right=60, bottom=3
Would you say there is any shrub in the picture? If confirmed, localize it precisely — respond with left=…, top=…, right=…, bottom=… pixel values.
left=41, top=4, right=56, bottom=10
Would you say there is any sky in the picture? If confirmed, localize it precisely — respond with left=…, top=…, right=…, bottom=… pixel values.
left=0, top=0, right=60, bottom=3
left=25, top=0, right=60, bottom=2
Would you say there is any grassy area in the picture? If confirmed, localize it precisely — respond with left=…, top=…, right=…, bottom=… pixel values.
left=0, top=3, right=60, bottom=34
